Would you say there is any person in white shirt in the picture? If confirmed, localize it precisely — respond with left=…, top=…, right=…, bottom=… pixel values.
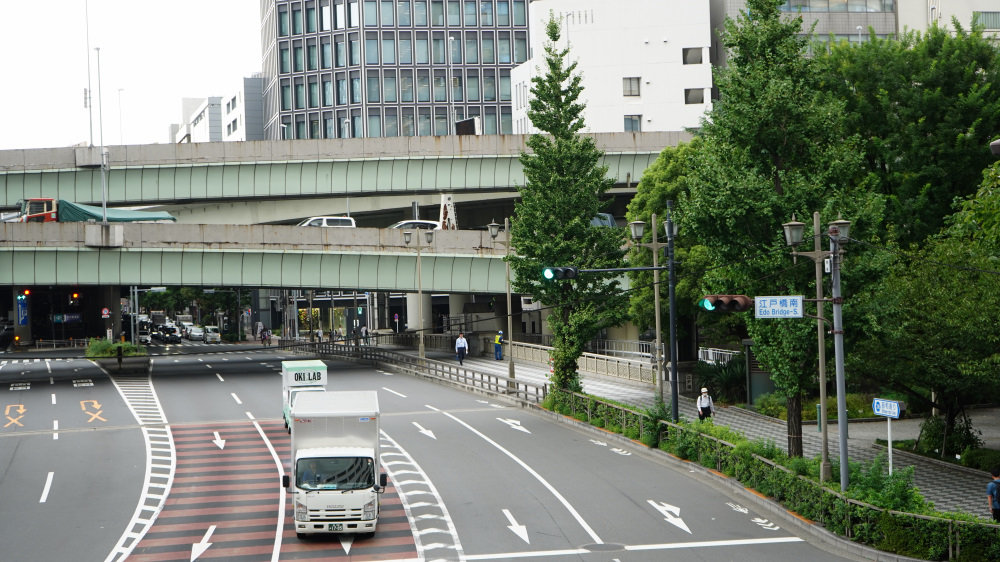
left=697, top=387, right=716, bottom=421
left=455, top=333, right=469, bottom=365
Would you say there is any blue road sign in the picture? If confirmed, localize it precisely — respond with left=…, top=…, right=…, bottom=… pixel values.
left=755, top=296, right=803, bottom=318
left=872, top=398, right=901, bottom=419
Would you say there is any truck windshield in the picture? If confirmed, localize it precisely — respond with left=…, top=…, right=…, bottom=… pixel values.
left=296, top=457, right=375, bottom=490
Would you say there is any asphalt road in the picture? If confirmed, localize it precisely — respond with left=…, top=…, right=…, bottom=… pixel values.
left=0, top=345, right=856, bottom=561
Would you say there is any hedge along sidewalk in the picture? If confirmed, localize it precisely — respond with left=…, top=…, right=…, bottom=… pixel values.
left=552, top=389, right=1000, bottom=561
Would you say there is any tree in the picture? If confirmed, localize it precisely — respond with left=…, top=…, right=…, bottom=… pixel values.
left=509, top=16, right=628, bottom=393
left=816, top=22, right=1000, bottom=246
left=624, top=140, right=706, bottom=359
left=680, top=0, right=881, bottom=457
left=851, top=161, right=1000, bottom=447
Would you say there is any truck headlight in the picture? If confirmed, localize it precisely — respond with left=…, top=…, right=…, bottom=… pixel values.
left=295, top=501, right=308, bottom=520
left=363, top=498, right=376, bottom=520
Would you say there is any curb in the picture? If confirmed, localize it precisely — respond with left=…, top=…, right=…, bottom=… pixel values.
left=522, top=401, right=923, bottom=562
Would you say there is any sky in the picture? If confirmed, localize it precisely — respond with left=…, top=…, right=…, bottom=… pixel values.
left=0, top=1, right=261, bottom=151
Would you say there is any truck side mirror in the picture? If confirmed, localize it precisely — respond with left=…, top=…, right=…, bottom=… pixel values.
left=282, top=474, right=290, bottom=488
left=379, top=473, right=388, bottom=489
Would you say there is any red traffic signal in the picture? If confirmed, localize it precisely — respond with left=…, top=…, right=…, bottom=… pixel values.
left=699, top=295, right=753, bottom=313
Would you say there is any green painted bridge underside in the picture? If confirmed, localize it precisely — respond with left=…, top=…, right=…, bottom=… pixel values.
left=1, top=153, right=658, bottom=207
left=0, top=247, right=509, bottom=293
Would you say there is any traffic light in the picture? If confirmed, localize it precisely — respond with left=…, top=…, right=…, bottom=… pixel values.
left=542, top=266, right=579, bottom=280
left=699, top=295, right=753, bottom=313
left=16, top=289, right=30, bottom=301
left=69, top=292, right=80, bottom=306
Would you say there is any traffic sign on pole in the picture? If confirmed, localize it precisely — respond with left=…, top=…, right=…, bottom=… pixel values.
left=755, top=296, right=803, bottom=318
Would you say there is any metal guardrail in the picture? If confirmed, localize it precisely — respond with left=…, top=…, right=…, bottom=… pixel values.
left=698, top=347, right=740, bottom=364
left=278, top=340, right=549, bottom=405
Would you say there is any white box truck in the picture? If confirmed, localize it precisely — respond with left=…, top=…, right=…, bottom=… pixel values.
left=283, top=391, right=387, bottom=538
left=282, top=360, right=328, bottom=433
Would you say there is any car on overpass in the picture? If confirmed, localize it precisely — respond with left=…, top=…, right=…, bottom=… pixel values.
left=388, top=219, right=441, bottom=230
left=297, top=216, right=356, bottom=228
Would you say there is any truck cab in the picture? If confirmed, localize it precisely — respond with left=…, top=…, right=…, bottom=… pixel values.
left=281, top=360, right=328, bottom=433
left=19, top=198, right=57, bottom=222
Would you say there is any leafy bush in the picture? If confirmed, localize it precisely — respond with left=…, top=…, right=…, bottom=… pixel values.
left=754, top=392, right=786, bottom=419
left=847, top=454, right=929, bottom=513
left=916, top=415, right=984, bottom=457
left=694, top=358, right=746, bottom=403
left=85, top=339, right=146, bottom=358
left=961, top=447, right=1000, bottom=472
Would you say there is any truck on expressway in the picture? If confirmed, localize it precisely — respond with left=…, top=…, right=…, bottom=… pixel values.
left=282, top=391, right=387, bottom=538
left=15, top=198, right=176, bottom=223
left=281, top=360, right=328, bottom=433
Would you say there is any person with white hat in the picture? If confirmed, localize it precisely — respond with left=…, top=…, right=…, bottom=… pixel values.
left=697, top=387, right=716, bottom=421
left=494, top=330, right=504, bottom=360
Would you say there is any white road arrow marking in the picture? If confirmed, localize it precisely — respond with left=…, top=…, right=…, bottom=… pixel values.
left=648, top=500, right=692, bottom=534
left=610, top=448, right=632, bottom=456
left=340, top=535, right=353, bottom=554
left=497, top=418, right=531, bottom=433
left=751, top=517, right=780, bottom=530
left=190, top=524, right=215, bottom=561
left=503, top=509, right=530, bottom=543
left=589, top=439, right=608, bottom=446
left=212, top=431, right=226, bottom=449
left=413, top=422, right=437, bottom=439
left=726, top=502, right=749, bottom=514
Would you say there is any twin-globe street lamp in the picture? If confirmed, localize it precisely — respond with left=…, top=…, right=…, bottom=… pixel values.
left=404, top=229, right=434, bottom=359
left=487, top=219, right=516, bottom=385
left=782, top=214, right=851, bottom=491
left=628, top=202, right=680, bottom=421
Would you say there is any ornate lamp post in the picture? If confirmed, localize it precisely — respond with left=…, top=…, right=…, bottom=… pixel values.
left=404, top=229, right=434, bottom=358
left=782, top=214, right=851, bottom=491
left=487, top=219, right=516, bottom=385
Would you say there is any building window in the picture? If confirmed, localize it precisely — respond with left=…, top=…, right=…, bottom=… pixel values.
left=974, top=11, right=1000, bottom=28
left=398, top=1, right=411, bottom=26
left=497, top=0, right=509, bottom=25
left=685, top=88, right=704, bottom=104
left=309, top=82, right=320, bottom=107
left=310, top=119, right=320, bottom=138
left=307, top=7, right=317, bottom=32
left=336, top=38, right=346, bottom=67
left=295, top=83, right=306, bottom=109
left=296, top=120, right=307, bottom=139
left=497, top=33, right=511, bottom=63
left=279, top=11, right=290, bottom=36
left=480, top=1, right=493, bottom=25
left=382, top=36, right=396, bottom=63
left=481, top=33, right=494, bottom=63
left=337, top=78, right=348, bottom=104
left=385, top=110, right=399, bottom=136
left=292, top=8, right=303, bottom=34
left=322, top=42, right=332, bottom=68
left=683, top=48, right=703, bottom=65
left=624, top=115, right=641, bottom=132
left=308, top=45, right=318, bottom=70
left=294, top=46, right=304, bottom=71
left=401, top=72, right=414, bottom=101
left=417, top=72, right=431, bottom=101
left=432, top=34, right=446, bottom=63
left=280, top=47, right=290, bottom=73
left=431, top=0, right=444, bottom=25
left=464, top=0, right=476, bottom=25
left=416, top=35, right=429, bottom=63
left=351, top=76, right=362, bottom=103
left=381, top=1, right=394, bottom=25
left=368, top=112, right=382, bottom=137
left=623, top=77, right=640, bottom=97
left=366, top=37, right=380, bottom=63
left=399, top=35, right=413, bottom=63
left=325, top=116, right=335, bottom=138
left=448, top=0, right=460, bottom=26
left=414, top=0, right=427, bottom=25
left=433, top=73, right=447, bottom=101
left=350, top=37, right=361, bottom=65
left=384, top=73, right=397, bottom=102
left=465, top=35, right=478, bottom=63
left=466, top=74, right=480, bottom=101
left=281, top=84, right=292, bottom=110
left=514, top=33, right=526, bottom=63
left=499, top=72, right=511, bottom=101
left=367, top=75, right=381, bottom=102
left=323, top=79, right=333, bottom=105
left=364, top=1, right=377, bottom=26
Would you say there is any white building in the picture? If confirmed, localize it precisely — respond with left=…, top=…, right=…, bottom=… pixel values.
left=512, top=0, right=713, bottom=134
left=169, top=75, right=265, bottom=143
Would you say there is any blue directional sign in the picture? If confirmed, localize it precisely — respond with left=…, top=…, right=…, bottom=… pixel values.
left=872, top=398, right=901, bottom=419
left=754, top=296, right=803, bottom=319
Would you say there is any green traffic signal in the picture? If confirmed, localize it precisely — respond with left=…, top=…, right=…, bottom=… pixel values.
left=699, top=295, right=752, bottom=313
left=543, top=266, right=578, bottom=280
left=698, top=297, right=716, bottom=311
left=543, top=267, right=556, bottom=280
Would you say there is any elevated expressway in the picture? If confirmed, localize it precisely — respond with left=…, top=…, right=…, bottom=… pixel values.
left=0, top=132, right=690, bottom=226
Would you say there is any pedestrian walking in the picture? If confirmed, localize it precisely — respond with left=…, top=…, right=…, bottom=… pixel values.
left=494, top=330, right=504, bottom=360
left=317, top=326, right=323, bottom=342
left=696, top=387, right=716, bottom=421
left=361, top=325, right=370, bottom=345
left=988, top=466, right=1000, bottom=522
left=455, top=332, right=468, bottom=365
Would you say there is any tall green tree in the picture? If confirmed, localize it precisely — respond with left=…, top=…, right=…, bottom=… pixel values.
left=680, top=0, right=882, bottom=456
left=509, top=16, right=628, bottom=392
left=816, top=22, right=1000, bottom=246
left=851, top=162, right=1000, bottom=443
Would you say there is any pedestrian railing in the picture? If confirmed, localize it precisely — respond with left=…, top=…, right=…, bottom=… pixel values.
left=698, top=347, right=740, bottom=364
left=280, top=340, right=548, bottom=405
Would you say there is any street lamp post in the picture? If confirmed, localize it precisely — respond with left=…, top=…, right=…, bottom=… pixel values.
left=782, top=214, right=852, bottom=491
left=665, top=202, right=680, bottom=423
left=404, top=229, right=434, bottom=358
left=628, top=213, right=666, bottom=406
left=781, top=212, right=832, bottom=483
left=488, top=219, right=516, bottom=385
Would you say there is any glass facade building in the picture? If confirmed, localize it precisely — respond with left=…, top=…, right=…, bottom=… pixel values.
left=261, top=0, right=529, bottom=139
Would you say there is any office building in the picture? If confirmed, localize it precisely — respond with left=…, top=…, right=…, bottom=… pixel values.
left=511, top=0, right=714, bottom=134
left=170, top=76, right=265, bottom=143
left=260, top=0, right=530, bottom=140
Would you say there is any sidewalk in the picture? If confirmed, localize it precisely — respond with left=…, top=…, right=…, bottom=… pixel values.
left=419, top=348, right=995, bottom=520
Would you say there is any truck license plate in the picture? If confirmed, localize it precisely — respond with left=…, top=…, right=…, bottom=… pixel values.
left=329, top=523, right=343, bottom=531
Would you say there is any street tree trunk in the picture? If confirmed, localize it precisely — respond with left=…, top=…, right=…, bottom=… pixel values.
left=786, top=391, right=803, bottom=457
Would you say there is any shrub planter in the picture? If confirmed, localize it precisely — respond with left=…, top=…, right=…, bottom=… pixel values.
left=93, top=355, right=151, bottom=375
